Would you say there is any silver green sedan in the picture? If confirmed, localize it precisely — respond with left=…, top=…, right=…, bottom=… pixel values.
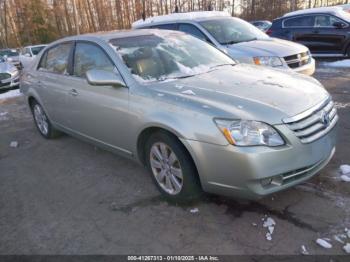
left=20, top=30, right=338, bottom=201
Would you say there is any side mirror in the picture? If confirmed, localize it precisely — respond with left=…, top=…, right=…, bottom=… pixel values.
left=333, top=21, right=347, bottom=29
left=24, top=53, right=31, bottom=57
left=86, top=69, right=125, bottom=87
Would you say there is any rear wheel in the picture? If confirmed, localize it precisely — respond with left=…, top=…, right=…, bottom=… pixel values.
left=30, top=100, right=61, bottom=139
left=145, top=131, right=202, bottom=202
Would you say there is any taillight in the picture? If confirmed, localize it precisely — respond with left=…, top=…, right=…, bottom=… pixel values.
left=266, top=29, right=273, bottom=35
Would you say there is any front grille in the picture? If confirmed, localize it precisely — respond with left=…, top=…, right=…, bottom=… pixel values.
left=0, top=73, right=11, bottom=81
left=284, top=51, right=311, bottom=69
left=283, top=98, right=338, bottom=144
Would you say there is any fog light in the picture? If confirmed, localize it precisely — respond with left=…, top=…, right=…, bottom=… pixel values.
left=261, top=175, right=284, bottom=187
left=271, top=175, right=284, bottom=186
left=261, top=178, right=273, bottom=187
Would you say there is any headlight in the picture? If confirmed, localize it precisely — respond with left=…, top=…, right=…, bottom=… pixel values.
left=214, top=119, right=285, bottom=147
left=253, top=56, right=283, bottom=67
left=6, top=57, right=13, bottom=62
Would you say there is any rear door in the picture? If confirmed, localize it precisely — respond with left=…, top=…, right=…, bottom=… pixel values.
left=64, top=41, right=131, bottom=153
left=35, top=42, right=74, bottom=127
left=312, top=15, right=349, bottom=53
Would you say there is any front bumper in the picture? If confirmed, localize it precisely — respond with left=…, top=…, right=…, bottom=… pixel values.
left=291, top=58, right=315, bottom=76
left=0, top=74, right=20, bottom=90
left=181, top=122, right=337, bottom=199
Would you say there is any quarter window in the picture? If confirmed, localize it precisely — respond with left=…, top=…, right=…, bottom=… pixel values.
left=73, top=42, right=114, bottom=78
left=284, top=16, right=315, bottom=27
left=152, top=24, right=177, bottom=30
left=39, top=43, right=72, bottom=74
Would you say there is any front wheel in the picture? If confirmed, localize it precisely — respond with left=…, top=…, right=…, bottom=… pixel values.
left=145, top=132, right=202, bottom=202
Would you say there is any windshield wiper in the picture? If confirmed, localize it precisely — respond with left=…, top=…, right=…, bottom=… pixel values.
left=210, top=63, right=235, bottom=69
left=221, top=40, right=238, bottom=45
left=241, top=38, right=258, bottom=43
left=159, top=74, right=196, bottom=81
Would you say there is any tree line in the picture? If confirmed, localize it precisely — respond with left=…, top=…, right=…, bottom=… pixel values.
left=0, top=0, right=349, bottom=48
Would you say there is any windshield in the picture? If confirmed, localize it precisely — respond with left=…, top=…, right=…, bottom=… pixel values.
left=0, top=50, right=19, bottom=57
left=110, top=33, right=234, bottom=82
left=31, top=46, right=46, bottom=55
left=200, top=17, right=269, bottom=45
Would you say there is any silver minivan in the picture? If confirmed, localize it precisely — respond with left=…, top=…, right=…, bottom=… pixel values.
left=21, top=30, right=337, bottom=201
left=133, top=11, right=315, bottom=75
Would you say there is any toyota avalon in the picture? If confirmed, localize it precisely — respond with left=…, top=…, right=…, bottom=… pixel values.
left=21, top=30, right=337, bottom=201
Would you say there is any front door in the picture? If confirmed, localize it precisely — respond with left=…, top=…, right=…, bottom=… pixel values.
left=64, top=42, right=131, bottom=154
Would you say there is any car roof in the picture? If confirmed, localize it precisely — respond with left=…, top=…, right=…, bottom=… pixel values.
left=132, top=11, right=231, bottom=28
left=283, top=6, right=344, bottom=17
left=51, top=29, right=186, bottom=45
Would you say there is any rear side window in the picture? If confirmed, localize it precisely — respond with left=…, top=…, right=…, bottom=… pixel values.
left=39, top=43, right=72, bottom=74
left=152, top=24, right=177, bottom=30
left=315, top=15, right=344, bottom=27
left=178, top=24, right=208, bottom=41
left=73, top=42, right=114, bottom=78
left=284, top=16, right=315, bottom=28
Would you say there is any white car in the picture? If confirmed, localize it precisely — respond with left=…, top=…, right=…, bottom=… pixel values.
left=20, top=45, right=47, bottom=68
left=0, top=56, right=20, bottom=91
left=133, top=11, right=315, bottom=75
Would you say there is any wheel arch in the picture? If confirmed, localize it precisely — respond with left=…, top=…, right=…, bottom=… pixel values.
left=136, top=126, right=202, bottom=182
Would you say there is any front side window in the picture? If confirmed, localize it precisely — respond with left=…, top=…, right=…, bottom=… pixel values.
left=200, top=17, right=268, bottom=45
left=110, top=33, right=234, bottom=82
left=284, top=16, right=315, bottom=28
left=73, top=42, right=114, bottom=78
left=178, top=24, right=208, bottom=41
left=39, top=43, right=72, bottom=74
left=315, top=15, right=344, bottom=27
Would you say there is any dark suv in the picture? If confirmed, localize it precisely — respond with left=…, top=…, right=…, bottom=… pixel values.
left=269, top=7, right=350, bottom=57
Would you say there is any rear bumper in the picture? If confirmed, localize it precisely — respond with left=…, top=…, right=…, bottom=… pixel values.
left=181, top=122, right=337, bottom=200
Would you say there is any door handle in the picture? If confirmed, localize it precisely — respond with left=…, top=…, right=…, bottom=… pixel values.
left=68, top=89, right=78, bottom=97
left=312, top=30, right=320, bottom=34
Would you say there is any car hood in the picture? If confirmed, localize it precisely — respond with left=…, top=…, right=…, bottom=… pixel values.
left=148, top=64, right=329, bottom=124
left=225, top=38, right=309, bottom=59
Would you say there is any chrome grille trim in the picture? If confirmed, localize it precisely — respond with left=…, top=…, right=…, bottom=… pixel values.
left=283, top=98, right=338, bottom=144
left=284, top=51, right=311, bottom=69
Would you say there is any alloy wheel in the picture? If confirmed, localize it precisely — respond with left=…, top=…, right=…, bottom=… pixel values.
left=149, top=142, right=184, bottom=195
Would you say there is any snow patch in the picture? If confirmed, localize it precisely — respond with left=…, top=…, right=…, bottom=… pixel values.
left=341, top=175, right=350, bottom=182
left=324, top=59, right=350, bottom=68
left=0, top=89, right=22, bottom=101
left=262, top=217, right=276, bottom=241
left=334, top=102, right=350, bottom=109
left=0, top=111, right=9, bottom=121
left=190, top=208, right=199, bottom=214
left=316, top=238, right=332, bottom=249
left=301, top=245, right=309, bottom=255
left=343, top=243, right=350, bottom=254
left=340, top=165, right=350, bottom=175
left=181, top=90, right=196, bottom=96
left=10, top=141, right=18, bottom=148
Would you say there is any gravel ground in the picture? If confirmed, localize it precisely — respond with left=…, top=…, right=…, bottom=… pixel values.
left=0, top=64, right=349, bottom=255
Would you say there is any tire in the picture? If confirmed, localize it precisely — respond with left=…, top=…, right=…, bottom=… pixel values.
left=145, top=131, right=202, bottom=202
left=30, top=100, right=61, bottom=139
